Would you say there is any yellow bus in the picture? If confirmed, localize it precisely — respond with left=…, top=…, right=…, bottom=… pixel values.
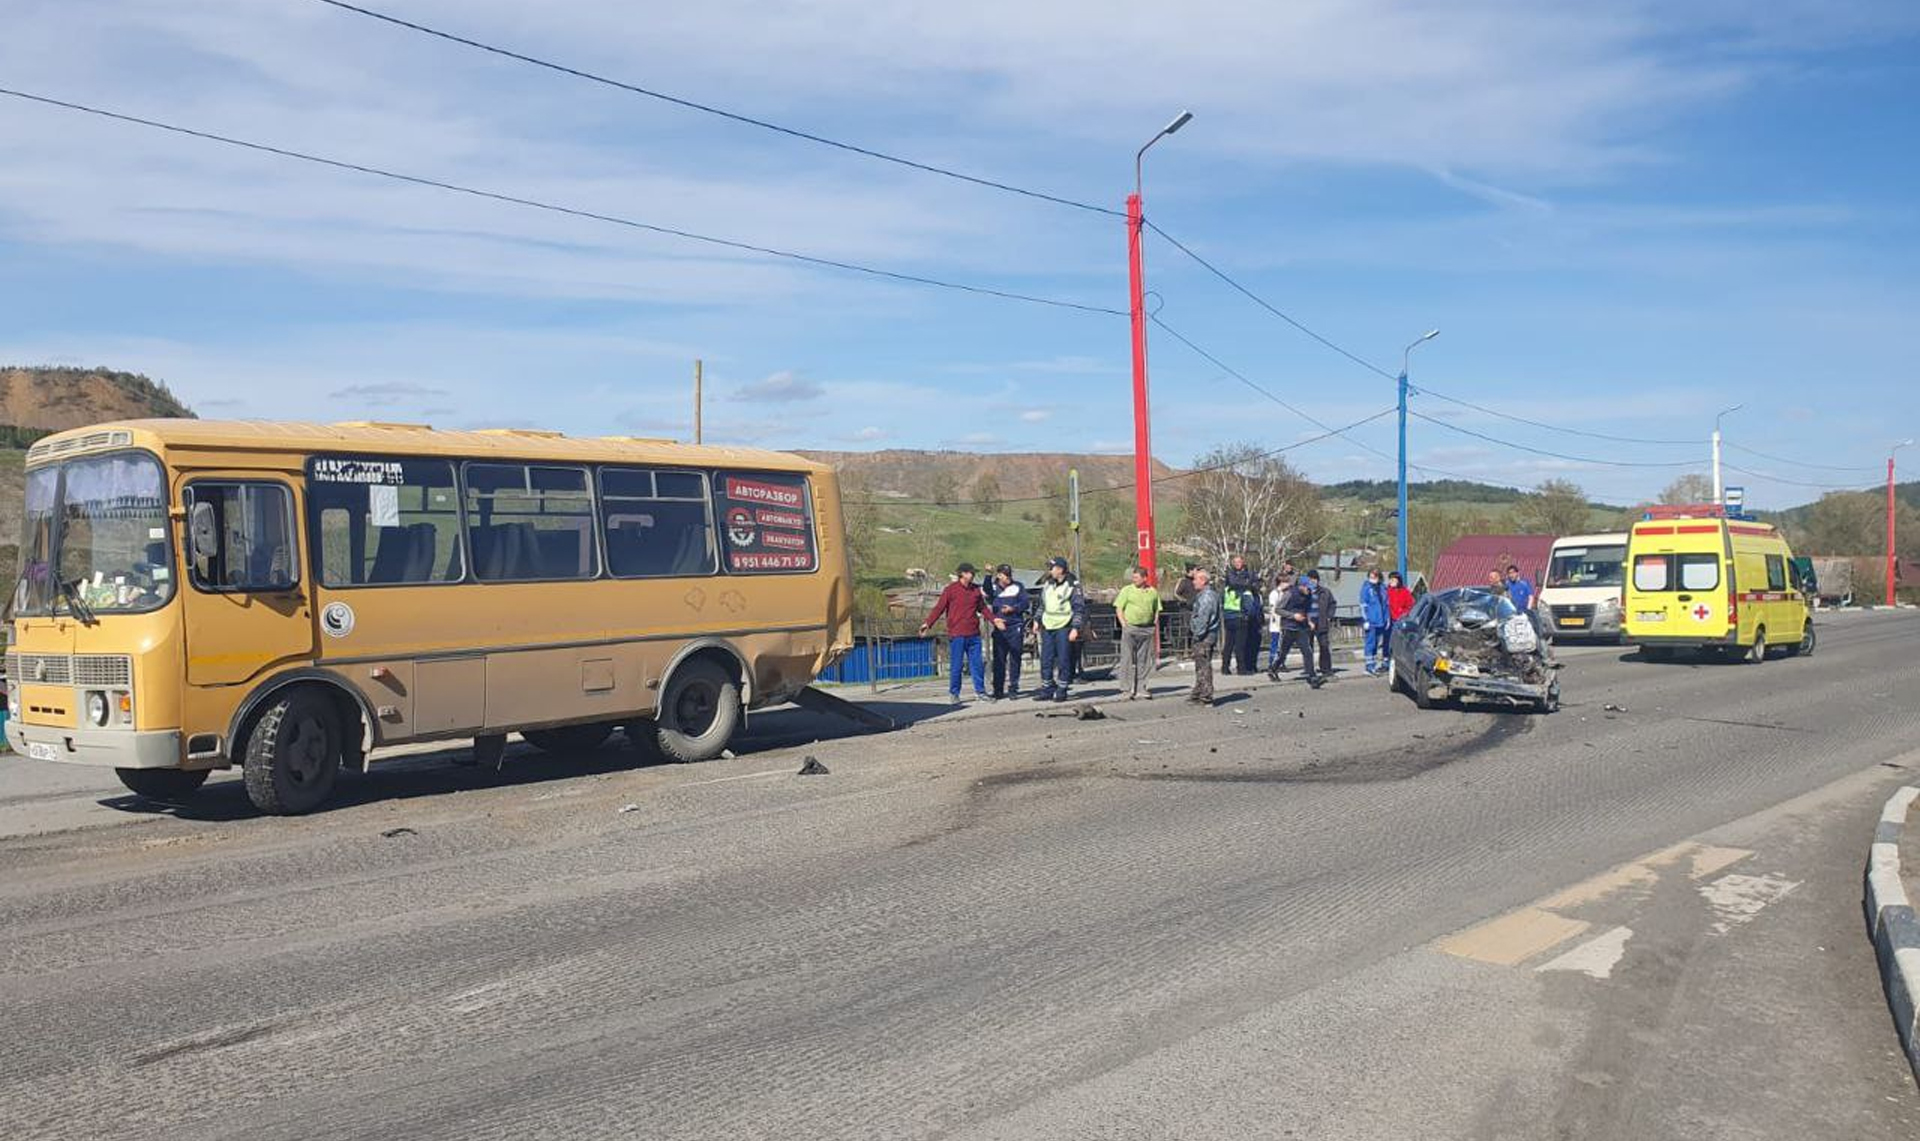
left=5, top=420, right=855, bottom=813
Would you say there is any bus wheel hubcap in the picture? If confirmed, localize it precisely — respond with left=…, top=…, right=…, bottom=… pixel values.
left=677, top=686, right=716, bottom=733
left=287, top=717, right=327, bottom=784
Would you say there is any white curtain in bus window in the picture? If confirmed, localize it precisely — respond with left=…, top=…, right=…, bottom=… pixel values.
left=715, top=472, right=816, bottom=573
left=465, top=463, right=598, bottom=582
left=308, top=457, right=465, bottom=586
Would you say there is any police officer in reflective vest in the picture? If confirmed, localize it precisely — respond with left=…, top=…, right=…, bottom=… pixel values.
left=1031, top=556, right=1087, bottom=703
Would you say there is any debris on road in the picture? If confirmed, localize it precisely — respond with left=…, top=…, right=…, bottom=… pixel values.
left=1036, top=704, right=1107, bottom=721
left=720, top=749, right=737, bottom=760
left=798, top=756, right=830, bottom=776
left=379, top=827, right=416, bottom=839
left=617, top=803, right=641, bottom=814
left=1603, top=703, right=1629, bottom=713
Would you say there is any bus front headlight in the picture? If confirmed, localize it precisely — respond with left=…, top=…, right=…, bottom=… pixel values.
left=86, top=691, right=109, bottom=727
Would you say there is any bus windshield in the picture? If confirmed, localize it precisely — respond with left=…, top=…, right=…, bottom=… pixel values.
left=11, top=453, right=175, bottom=618
left=1546, top=544, right=1625, bottom=589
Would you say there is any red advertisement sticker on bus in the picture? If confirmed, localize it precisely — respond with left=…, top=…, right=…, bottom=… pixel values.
left=762, top=529, right=809, bottom=551
left=755, top=508, right=807, bottom=530
left=725, top=477, right=803, bottom=508
left=730, top=552, right=813, bottom=571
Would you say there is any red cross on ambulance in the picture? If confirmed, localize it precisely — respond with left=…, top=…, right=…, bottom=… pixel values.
left=1691, top=603, right=1712, bottom=621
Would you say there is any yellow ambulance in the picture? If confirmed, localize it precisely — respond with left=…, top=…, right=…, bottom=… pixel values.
left=1622, top=507, right=1813, bottom=663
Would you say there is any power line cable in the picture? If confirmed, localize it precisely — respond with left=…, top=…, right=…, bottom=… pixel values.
left=0, top=87, right=1125, bottom=317
left=1148, top=313, right=1485, bottom=482
left=848, top=407, right=1398, bottom=506
left=1720, top=461, right=1881, bottom=487
left=1408, top=410, right=1700, bottom=469
left=1143, top=219, right=1716, bottom=450
left=311, top=0, right=1123, bottom=219
left=1724, top=442, right=1879, bottom=474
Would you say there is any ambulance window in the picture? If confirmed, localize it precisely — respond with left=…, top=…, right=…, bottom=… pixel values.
left=1678, top=554, right=1720, bottom=591
left=1633, top=555, right=1671, bottom=592
left=1766, top=555, right=1786, bottom=592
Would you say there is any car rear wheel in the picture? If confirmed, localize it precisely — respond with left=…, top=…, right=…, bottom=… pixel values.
left=1746, top=626, right=1767, bottom=664
left=115, top=767, right=210, bottom=803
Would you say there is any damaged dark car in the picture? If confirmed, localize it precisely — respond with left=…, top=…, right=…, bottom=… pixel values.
left=1388, top=588, right=1561, bottom=713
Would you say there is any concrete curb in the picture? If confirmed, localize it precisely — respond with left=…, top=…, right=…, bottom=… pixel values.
left=1864, top=784, right=1920, bottom=1081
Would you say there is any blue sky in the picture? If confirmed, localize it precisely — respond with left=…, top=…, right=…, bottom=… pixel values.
left=2, top=0, right=1917, bottom=507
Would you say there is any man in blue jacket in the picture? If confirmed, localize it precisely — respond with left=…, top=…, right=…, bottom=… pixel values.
left=1504, top=563, right=1535, bottom=614
left=1359, top=567, right=1391, bottom=676
left=985, top=564, right=1027, bottom=700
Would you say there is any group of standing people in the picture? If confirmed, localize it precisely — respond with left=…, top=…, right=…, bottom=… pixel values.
left=920, top=552, right=1425, bottom=711
left=919, top=558, right=1100, bottom=705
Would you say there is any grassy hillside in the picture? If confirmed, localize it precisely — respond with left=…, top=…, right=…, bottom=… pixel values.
left=0, top=366, right=193, bottom=430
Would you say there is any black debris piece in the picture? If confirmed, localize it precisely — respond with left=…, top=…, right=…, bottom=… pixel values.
left=797, top=756, right=829, bottom=776
left=380, top=827, right=417, bottom=839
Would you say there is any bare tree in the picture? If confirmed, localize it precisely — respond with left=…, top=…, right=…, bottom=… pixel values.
left=970, top=472, right=1002, bottom=515
left=1182, top=443, right=1328, bottom=572
left=1657, top=473, right=1714, bottom=505
left=1516, top=478, right=1591, bottom=535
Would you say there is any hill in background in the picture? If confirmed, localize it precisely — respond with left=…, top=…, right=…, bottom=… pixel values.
left=798, top=449, right=1175, bottom=502
left=1, top=366, right=193, bottom=433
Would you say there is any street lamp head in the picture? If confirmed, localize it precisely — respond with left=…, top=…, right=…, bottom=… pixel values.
left=1163, top=111, right=1194, bottom=135
left=1420, top=328, right=1440, bottom=342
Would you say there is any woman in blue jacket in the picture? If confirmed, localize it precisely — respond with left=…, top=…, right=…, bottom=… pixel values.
left=1360, top=568, right=1392, bottom=676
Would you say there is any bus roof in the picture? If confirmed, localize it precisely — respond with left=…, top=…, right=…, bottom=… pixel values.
left=26, top=418, right=830, bottom=474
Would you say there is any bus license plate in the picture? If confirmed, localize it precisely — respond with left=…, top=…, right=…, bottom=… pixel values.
left=1561, top=616, right=1588, bottom=627
left=1637, top=611, right=1666, bottom=623
left=26, top=742, right=57, bottom=762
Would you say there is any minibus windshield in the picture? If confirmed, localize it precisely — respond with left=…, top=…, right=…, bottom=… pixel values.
left=11, top=453, right=175, bottom=618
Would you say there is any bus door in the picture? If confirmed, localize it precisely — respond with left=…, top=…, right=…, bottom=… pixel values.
left=179, top=475, right=315, bottom=687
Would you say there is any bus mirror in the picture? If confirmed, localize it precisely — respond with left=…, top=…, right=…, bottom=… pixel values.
left=188, top=501, right=219, bottom=568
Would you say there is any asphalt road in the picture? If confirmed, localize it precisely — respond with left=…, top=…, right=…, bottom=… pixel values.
left=2, top=611, right=1918, bottom=1139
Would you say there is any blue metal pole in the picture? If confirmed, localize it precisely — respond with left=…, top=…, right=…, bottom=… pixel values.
left=1396, top=368, right=1410, bottom=581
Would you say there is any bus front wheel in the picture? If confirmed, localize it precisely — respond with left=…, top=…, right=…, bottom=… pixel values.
left=243, top=687, right=342, bottom=815
left=115, top=767, right=209, bottom=803
left=654, top=660, right=741, bottom=764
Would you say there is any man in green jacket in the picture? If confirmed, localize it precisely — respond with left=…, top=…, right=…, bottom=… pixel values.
left=1114, top=565, right=1162, bottom=699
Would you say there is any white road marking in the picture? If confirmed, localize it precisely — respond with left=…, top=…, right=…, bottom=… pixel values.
left=1698, top=872, right=1800, bottom=933
left=1536, top=925, right=1633, bottom=979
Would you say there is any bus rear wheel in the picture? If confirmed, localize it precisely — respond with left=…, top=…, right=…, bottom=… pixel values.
left=654, top=660, right=741, bottom=764
left=115, top=767, right=209, bottom=803
left=242, top=688, right=342, bottom=815
left=521, top=723, right=615, bottom=754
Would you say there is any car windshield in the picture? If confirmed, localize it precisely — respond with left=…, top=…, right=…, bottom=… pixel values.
left=11, top=453, right=175, bottom=618
left=1546, top=545, right=1624, bottom=588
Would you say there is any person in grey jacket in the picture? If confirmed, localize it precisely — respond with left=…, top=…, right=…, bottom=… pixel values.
left=1188, top=568, right=1221, bottom=705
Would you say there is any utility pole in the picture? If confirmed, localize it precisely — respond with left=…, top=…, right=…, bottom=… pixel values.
left=1069, top=467, right=1082, bottom=581
left=1128, top=110, right=1191, bottom=587
left=1891, top=439, right=1913, bottom=607
left=1711, top=403, right=1742, bottom=504
left=693, top=359, right=704, bottom=445
left=1396, top=330, right=1439, bottom=581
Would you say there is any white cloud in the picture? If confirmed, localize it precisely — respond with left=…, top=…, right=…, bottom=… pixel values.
left=1019, top=409, right=1051, bottom=423
left=844, top=425, right=889, bottom=442
left=733, top=370, right=823, bottom=403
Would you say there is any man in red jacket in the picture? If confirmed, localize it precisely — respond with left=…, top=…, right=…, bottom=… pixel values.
left=920, top=562, right=990, bottom=704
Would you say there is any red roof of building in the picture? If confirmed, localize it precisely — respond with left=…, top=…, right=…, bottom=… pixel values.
left=1428, top=534, right=1559, bottom=593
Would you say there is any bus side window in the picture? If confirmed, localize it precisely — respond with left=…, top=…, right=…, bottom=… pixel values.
left=308, top=457, right=465, bottom=587
left=600, top=468, right=716, bottom=579
left=185, top=481, right=297, bottom=593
